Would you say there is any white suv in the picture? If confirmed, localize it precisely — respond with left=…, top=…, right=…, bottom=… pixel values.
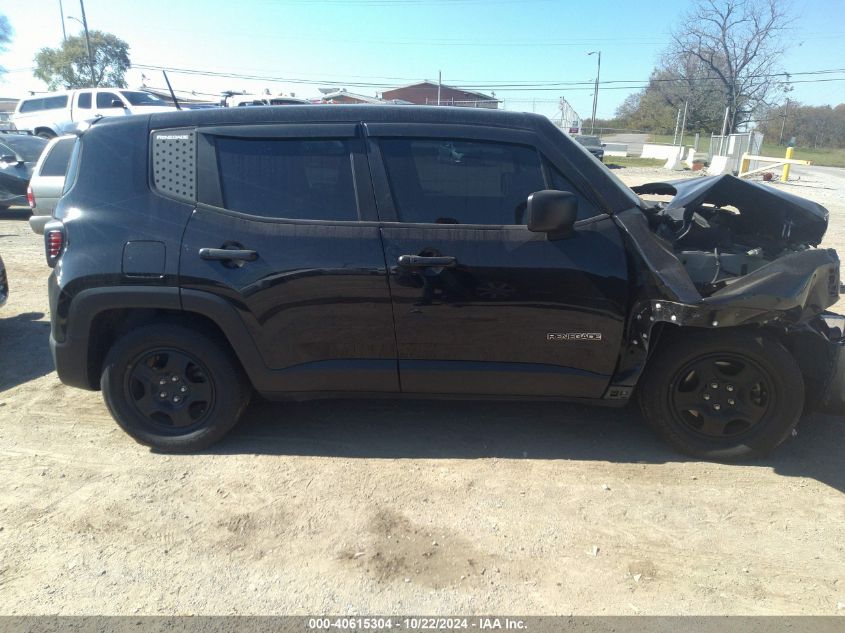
left=12, top=89, right=177, bottom=138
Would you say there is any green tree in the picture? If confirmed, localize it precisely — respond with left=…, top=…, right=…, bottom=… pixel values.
left=34, top=31, right=130, bottom=90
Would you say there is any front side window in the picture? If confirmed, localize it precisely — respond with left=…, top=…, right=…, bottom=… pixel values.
left=120, top=91, right=167, bottom=106
left=545, top=161, right=602, bottom=221
left=96, top=92, right=122, bottom=108
left=214, top=137, right=358, bottom=221
left=379, top=138, right=545, bottom=225
left=77, top=92, right=91, bottom=109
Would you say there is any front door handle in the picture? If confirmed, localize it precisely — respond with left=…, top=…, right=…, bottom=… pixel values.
left=199, top=247, right=258, bottom=262
left=397, top=255, right=457, bottom=268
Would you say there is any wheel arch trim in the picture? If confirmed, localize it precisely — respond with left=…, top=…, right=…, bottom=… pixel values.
left=54, top=286, right=269, bottom=391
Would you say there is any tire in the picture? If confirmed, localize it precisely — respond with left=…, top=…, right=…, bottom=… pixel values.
left=638, top=329, right=804, bottom=460
left=35, top=130, right=56, bottom=140
left=101, top=323, right=251, bottom=452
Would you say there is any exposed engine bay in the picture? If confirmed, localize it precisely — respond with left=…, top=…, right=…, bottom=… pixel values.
left=632, top=175, right=831, bottom=297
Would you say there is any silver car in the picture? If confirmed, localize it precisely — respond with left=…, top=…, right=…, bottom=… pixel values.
left=28, top=135, right=75, bottom=234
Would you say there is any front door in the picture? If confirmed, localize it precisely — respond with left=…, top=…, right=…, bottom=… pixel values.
left=369, top=130, right=629, bottom=398
left=179, top=123, right=398, bottom=393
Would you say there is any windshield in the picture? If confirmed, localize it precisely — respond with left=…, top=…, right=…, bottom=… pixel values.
left=0, top=135, right=48, bottom=162
left=119, top=91, right=167, bottom=106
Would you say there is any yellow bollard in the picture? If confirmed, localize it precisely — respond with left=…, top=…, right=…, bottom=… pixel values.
left=781, top=147, right=794, bottom=182
left=740, top=154, right=750, bottom=176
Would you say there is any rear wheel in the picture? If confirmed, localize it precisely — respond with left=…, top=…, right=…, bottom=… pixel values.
left=638, top=329, right=804, bottom=460
left=101, top=324, right=250, bottom=452
left=35, top=130, right=56, bottom=140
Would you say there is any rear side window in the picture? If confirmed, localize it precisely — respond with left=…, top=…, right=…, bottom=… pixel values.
left=19, top=95, right=68, bottom=113
left=40, top=138, right=75, bottom=177
left=214, top=137, right=358, bottom=221
left=380, top=138, right=545, bottom=225
left=77, top=92, right=91, bottom=109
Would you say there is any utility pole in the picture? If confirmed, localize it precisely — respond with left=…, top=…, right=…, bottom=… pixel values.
left=59, top=0, right=67, bottom=41
left=588, top=50, right=601, bottom=134
left=79, top=0, right=95, bottom=87
left=437, top=71, right=442, bottom=106
left=778, top=98, right=791, bottom=145
left=678, top=101, right=688, bottom=148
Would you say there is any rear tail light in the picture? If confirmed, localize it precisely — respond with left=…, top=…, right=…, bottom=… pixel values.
left=45, top=228, right=65, bottom=267
left=27, top=185, right=35, bottom=209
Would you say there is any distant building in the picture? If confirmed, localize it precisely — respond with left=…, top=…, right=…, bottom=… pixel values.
left=0, top=97, right=18, bottom=114
left=317, top=89, right=385, bottom=105
left=381, top=81, right=498, bottom=109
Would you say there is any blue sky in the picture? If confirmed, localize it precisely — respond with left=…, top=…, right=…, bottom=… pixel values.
left=1, top=0, right=843, bottom=121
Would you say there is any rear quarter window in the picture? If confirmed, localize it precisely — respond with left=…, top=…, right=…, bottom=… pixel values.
left=39, top=138, right=75, bottom=177
left=19, top=96, right=68, bottom=113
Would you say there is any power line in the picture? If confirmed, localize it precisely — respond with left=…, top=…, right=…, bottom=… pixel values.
left=133, top=63, right=845, bottom=93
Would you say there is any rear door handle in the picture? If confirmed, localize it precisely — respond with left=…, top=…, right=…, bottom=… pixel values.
left=397, top=255, right=457, bottom=268
left=199, top=247, right=258, bottom=262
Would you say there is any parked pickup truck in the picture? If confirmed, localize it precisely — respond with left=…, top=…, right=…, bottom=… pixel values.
left=44, top=105, right=845, bottom=459
left=12, top=89, right=176, bottom=138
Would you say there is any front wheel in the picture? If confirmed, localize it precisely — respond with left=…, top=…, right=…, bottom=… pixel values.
left=638, top=329, right=804, bottom=460
left=101, top=323, right=251, bottom=452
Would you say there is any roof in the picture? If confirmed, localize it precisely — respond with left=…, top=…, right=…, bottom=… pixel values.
left=146, top=104, right=541, bottom=129
left=383, top=80, right=498, bottom=102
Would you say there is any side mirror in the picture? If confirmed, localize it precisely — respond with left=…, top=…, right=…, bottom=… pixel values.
left=0, top=154, right=20, bottom=164
left=110, top=99, right=125, bottom=108
left=526, top=190, right=578, bottom=239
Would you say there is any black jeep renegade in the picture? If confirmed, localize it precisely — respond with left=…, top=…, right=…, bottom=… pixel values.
left=46, top=105, right=845, bottom=458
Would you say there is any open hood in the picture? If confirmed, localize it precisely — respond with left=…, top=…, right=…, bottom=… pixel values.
left=632, top=174, right=829, bottom=247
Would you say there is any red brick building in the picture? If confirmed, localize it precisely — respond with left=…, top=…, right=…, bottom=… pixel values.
left=381, top=81, right=498, bottom=109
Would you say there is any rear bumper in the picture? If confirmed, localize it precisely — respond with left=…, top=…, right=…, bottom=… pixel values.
left=29, top=213, right=50, bottom=235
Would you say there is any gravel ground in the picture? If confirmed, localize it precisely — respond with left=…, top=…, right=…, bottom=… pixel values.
left=0, top=165, right=843, bottom=615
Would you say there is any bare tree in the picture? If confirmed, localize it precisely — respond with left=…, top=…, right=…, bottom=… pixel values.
left=670, top=0, right=793, bottom=132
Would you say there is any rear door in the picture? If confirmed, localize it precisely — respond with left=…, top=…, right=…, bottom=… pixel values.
left=367, top=123, right=629, bottom=398
left=177, top=123, right=398, bottom=394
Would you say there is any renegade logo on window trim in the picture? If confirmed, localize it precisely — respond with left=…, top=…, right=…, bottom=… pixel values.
left=547, top=333, right=602, bottom=341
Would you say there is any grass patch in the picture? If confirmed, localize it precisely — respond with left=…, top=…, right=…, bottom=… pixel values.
left=605, top=157, right=666, bottom=168
left=644, top=134, right=845, bottom=168
left=760, top=144, right=845, bottom=169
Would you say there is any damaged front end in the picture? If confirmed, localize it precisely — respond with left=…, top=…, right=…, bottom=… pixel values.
left=609, top=174, right=845, bottom=414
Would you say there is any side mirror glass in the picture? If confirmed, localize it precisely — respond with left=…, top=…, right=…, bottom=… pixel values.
left=526, top=190, right=578, bottom=239
left=0, top=154, right=19, bottom=164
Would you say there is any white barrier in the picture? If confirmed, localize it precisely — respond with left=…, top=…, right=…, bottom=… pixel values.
left=707, top=155, right=731, bottom=175
left=641, top=143, right=690, bottom=160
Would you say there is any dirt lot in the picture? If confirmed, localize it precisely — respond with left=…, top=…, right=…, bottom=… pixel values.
left=1, top=166, right=844, bottom=615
